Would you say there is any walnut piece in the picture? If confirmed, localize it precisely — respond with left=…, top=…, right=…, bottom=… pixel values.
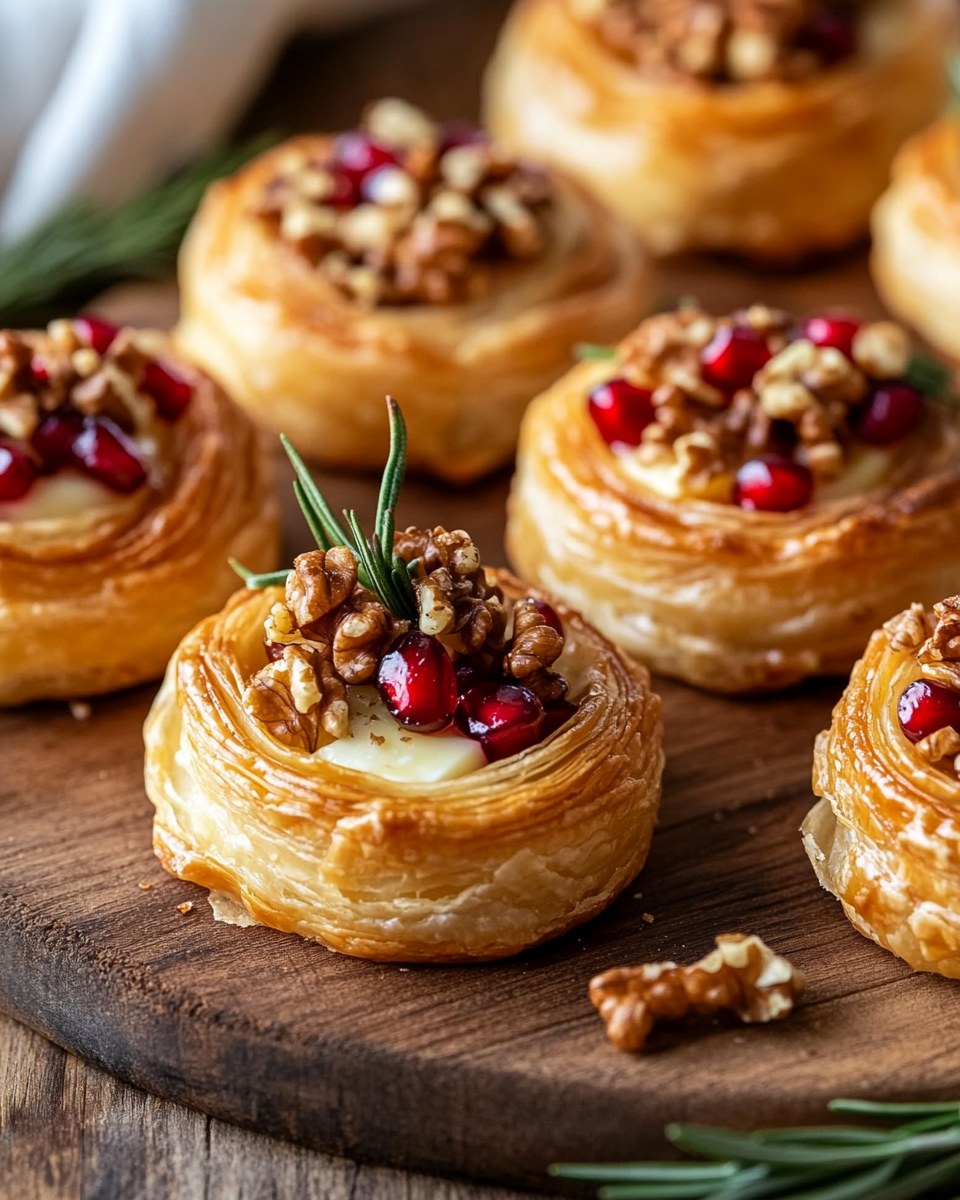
left=590, top=933, right=804, bottom=1052
left=333, top=600, right=397, bottom=683
left=917, top=595, right=960, bottom=691
left=285, top=547, right=358, bottom=631
left=505, top=600, right=563, bottom=679
left=883, top=603, right=934, bottom=653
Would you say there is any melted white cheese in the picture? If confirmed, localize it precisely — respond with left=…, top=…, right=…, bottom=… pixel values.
left=316, top=687, right=486, bottom=783
left=0, top=470, right=132, bottom=522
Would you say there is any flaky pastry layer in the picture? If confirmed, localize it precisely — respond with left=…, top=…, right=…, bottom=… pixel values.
left=483, top=0, right=951, bottom=260
left=144, top=573, right=663, bottom=962
left=175, top=137, right=652, bottom=483
left=0, top=347, right=279, bottom=704
left=507, top=360, right=960, bottom=692
left=804, top=626, right=960, bottom=977
left=872, top=116, right=960, bottom=362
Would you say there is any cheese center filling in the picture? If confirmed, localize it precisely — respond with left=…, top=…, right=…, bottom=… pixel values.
left=316, top=686, right=486, bottom=782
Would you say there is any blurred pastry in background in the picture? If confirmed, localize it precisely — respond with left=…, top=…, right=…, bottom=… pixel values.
left=176, top=99, right=652, bottom=483
left=484, top=0, right=953, bottom=261
left=872, top=117, right=960, bottom=362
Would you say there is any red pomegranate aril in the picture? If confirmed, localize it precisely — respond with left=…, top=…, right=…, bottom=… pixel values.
left=800, top=6, right=857, bottom=63
left=377, top=632, right=458, bottom=732
left=854, top=384, right=925, bottom=445
left=531, top=599, right=563, bottom=634
left=456, top=681, right=545, bottom=762
left=803, top=314, right=860, bottom=359
left=700, top=326, right=771, bottom=394
left=333, top=132, right=400, bottom=184
left=456, top=662, right=491, bottom=699
left=733, top=456, right=813, bottom=513
left=0, top=442, right=37, bottom=501
left=541, top=699, right=578, bottom=738
left=439, top=121, right=488, bottom=153
left=328, top=166, right=361, bottom=209
left=32, top=410, right=84, bottom=472
left=897, top=679, right=960, bottom=744
left=142, top=359, right=192, bottom=421
left=588, top=378, right=656, bottom=449
left=74, top=315, right=120, bottom=355
left=72, top=416, right=147, bottom=493
left=29, top=357, right=49, bottom=387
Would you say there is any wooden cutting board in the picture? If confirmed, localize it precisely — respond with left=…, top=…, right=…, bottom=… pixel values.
left=2, top=260, right=960, bottom=1194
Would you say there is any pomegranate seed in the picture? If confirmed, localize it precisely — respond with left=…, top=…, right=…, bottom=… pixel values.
left=0, top=442, right=37, bottom=501
left=531, top=599, right=563, bottom=634
left=700, top=326, right=771, bottom=394
left=32, top=410, right=84, bottom=472
left=142, top=359, right=192, bottom=421
left=897, top=680, right=960, bottom=744
left=74, top=315, right=120, bottom=355
left=733, top=456, right=813, bottom=513
left=456, top=662, right=492, bottom=699
left=588, top=378, right=656, bottom=449
left=72, top=416, right=147, bottom=493
left=29, top=357, right=49, bottom=387
left=803, top=314, right=860, bottom=359
left=328, top=166, right=360, bottom=210
left=439, top=122, right=488, bottom=153
left=854, top=384, right=925, bottom=445
left=456, top=681, right=545, bottom=762
left=541, top=699, right=578, bottom=738
left=800, top=6, right=857, bottom=63
left=377, top=633, right=457, bottom=732
left=333, top=131, right=400, bottom=185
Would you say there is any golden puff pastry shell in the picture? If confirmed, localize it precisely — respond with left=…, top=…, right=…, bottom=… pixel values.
left=483, top=0, right=952, bottom=261
left=144, top=574, right=663, bottom=962
left=175, top=136, right=653, bottom=483
left=804, top=626, right=960, bottom=978
left=872, top=117, right=960, bottom=362
left=507, top=359, right=960, bottom=693
left=0, top=353, right=279, bottom=705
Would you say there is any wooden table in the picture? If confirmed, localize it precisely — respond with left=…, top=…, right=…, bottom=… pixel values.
left=3, top=3, right=954, bottom=1199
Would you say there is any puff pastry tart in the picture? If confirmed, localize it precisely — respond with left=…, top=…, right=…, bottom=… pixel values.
left=804, top=596, right=960, bottom=978
left=176, top=99, right=651, bottom=483
left=872, top=117, right=960, bottom=362
left=507, top=304, right=960, bottom=692
left=483, top=0, right=951, bottom=260
left=0, top=316, right=279, bottom=705
left=145, top=402, right=663, bottom=962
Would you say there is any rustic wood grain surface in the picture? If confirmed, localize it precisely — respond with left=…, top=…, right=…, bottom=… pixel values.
left=3, top=2, right=960, bottom=1198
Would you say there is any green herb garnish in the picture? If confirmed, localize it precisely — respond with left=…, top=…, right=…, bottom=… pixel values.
left=550, top=1098, right=960, bottom=1199
left=232, top=398, right=419, bottom=622
left=576, top=343, right=618, bottom=362
left=0, top=134, right=275, bottom=327
left=905, top=352, right=960, bottom=406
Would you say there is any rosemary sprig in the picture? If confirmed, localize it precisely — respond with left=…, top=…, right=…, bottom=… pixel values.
left=0, top=133, right=275, bottom=327
left=576, top=343, right=618, bottom=362
left=549, top=1099, right=960, bottom=1200
left=231, top=398, right=419, bottom=622
left=905, top=352, right=960, bottom=407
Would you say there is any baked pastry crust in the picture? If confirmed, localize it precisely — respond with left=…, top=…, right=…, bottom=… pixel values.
left=506, top=356, right=960, bottom=692
left=483, top=0, right=951, bottom=260
left=804, top=607, right=960, bottom=978
left=872, top=117, right=960, bottom=362
left=144, top=572, right=663, bottom=962
left=176, top=135, right=652, bottom=484
left=0, top=343, right=279, bottom=705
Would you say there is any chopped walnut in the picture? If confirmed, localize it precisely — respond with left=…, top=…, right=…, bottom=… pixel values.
left=243, top=645, right=335, bottom=752
left=605, top=306, right=926, bottom=501
left=590, top=933, right=804, bottom=1052
left=576, top=0, right=862, bottom=84
left=255, top=99, right=552, bottom=307
left=285, top=547, right=359, bottom=631
left=883, top=603, right=934, bottom=653
left=505, top=600, right=564, bottom=678
left=333, top=600, right=397, bottom=683
left=917, top=596, right=960, bottom=692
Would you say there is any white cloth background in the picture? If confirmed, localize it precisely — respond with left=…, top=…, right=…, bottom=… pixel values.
left=0, top=0, right=419, bottom=243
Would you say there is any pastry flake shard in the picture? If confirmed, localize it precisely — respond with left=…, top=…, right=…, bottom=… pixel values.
left=146, top=400, right=663, bottom=961
left=507, top=302, right=960, bottom=692
left=805, top=594, right=960, bottom=976
left=590, top=933, right=804, bottom=1051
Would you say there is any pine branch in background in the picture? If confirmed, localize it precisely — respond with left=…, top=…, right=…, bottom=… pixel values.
left=0, top=133, right=275, bottom=327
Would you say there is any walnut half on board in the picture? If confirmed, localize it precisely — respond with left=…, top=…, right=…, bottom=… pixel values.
left=590, top=933, right=804, bottom=1052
